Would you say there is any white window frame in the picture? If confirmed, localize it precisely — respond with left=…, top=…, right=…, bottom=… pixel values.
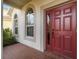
left=25, top=11, right=35, bottom=39
left=14, top=16, right=18, bottom=37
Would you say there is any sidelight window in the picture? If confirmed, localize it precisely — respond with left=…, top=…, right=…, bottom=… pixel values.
left=14, top=14, right=18, bottom=35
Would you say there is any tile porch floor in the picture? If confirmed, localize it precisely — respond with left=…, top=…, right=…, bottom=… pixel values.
left=3, top=43, right=71, bottom=59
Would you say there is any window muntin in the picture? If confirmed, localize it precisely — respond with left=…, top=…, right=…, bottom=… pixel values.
left=25, top=8, right=34, bottom=37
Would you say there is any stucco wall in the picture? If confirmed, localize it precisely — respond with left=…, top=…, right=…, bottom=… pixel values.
left=13, top=0, right=69, bottom=52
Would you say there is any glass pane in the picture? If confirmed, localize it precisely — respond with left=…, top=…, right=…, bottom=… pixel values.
left=14, top=20, right=18, bottom=26
left=26, top=13, right=34, bottom=25
left=27, top=8, right=33, bottom=14
left=15, top=27, right=18, bottom=34
left=27, top=26, right=34, bottom=36
left=14, top=14, right=17, bottom=19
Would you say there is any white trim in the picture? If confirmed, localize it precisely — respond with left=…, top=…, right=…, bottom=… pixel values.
left=25, top=8, right=36, bottom=40
left=25, top=36, right=34, bottom=40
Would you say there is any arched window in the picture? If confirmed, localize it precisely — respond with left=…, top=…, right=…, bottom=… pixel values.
left=25, top=8, right=35, bottom=37
left=14, top=14, right=18, bottom=35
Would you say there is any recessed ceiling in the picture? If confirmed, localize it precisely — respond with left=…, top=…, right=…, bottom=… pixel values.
left=3, top=0, right=31, bottom=9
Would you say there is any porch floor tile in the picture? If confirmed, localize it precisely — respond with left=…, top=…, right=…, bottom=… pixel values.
left=3, top=43, right=71, bottom=59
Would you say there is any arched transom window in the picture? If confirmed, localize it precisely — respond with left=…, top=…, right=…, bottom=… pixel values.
left=25, top=8, right=35, bottom=37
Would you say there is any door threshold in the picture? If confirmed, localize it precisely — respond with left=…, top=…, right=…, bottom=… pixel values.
left=44, top=51, right=72, bottom=59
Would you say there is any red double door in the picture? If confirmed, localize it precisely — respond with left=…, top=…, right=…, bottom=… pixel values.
left=46, top=2, right=76, bottom=59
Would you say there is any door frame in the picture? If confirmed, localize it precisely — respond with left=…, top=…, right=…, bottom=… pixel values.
left=44, top=0, right=77, bottom=58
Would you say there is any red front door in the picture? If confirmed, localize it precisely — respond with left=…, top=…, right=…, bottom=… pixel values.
left=46, top=2, right=76, bottom=59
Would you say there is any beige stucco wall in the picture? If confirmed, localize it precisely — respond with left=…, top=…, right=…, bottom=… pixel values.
left=13, top=0, right=69, bottom=51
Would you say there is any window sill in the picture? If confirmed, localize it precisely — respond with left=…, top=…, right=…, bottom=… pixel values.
left=14, top=34, right=18, bottom=37
left=25, top=36, right=34, bottom=40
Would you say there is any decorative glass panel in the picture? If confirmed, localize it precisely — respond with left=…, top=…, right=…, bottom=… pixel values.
left=14, top=14, right=18, bottom=35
